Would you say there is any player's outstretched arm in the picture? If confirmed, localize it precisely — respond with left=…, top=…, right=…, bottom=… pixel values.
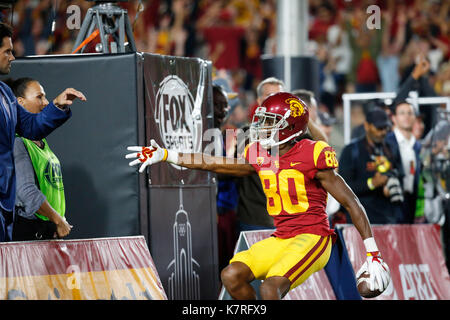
left=126, top=139, right=255, bottom=176
left=316, top=168, right=390, bottom=293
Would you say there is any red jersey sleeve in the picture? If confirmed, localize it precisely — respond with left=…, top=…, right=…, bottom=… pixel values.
left=306, top=140, right=339, bottom=179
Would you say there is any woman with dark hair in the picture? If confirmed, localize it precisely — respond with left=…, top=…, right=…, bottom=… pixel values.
left=7, top=78, right=72, bottom=240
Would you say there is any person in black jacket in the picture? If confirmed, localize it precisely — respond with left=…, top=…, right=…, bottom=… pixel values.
left=339, top=108, right=403, bottom=224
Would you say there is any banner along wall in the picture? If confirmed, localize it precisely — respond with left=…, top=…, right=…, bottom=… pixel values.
left=342, top=224, right=450, bottom=300
left=0, top=236, right=166, bottom=300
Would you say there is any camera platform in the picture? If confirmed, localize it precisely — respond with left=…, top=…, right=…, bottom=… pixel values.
left=73, top=1, right=136, bottom=54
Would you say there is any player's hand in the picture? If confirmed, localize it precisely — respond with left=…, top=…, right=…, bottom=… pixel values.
left=356, top=251, right=390, bottom=292
left=53, top=88, right=87, bottom=108
left=126, top=139, right=178, bottom=173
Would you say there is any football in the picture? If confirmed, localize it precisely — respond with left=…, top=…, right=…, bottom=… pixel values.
left=356, top=271, right=383, bottom=298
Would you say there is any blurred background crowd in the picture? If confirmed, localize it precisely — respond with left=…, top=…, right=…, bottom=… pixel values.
left=2, top=0, right=449, bottom=135
left=2, top=0, right=450, bottom=273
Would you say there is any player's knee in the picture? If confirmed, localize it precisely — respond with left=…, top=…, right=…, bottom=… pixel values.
left=221, top=263, right=249, bottom=290
left=221, top=265, right=240, bottom=289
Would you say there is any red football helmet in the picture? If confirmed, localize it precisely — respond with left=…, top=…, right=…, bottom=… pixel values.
left=250, top=92, right=309, bottom=148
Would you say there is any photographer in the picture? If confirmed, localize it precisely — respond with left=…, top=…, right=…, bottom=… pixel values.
left=339, top=107, right=403, bottom=224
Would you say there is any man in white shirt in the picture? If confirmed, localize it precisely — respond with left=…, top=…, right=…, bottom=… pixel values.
left=386, top=102, right=422, bottom=223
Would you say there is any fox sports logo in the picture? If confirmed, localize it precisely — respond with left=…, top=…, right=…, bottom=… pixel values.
left=155, top=75, right=202, bottom=169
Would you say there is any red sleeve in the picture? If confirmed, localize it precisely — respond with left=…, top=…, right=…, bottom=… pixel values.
left=306, top=141, right=339, bottom=179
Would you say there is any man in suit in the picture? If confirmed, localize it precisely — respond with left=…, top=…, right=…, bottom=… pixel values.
left=385, top=101, right=421, bottom=224
left=0, top=22, right=86, bottom=241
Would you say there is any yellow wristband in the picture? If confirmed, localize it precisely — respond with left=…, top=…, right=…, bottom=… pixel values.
left=162, top=149, right=168, bottom=161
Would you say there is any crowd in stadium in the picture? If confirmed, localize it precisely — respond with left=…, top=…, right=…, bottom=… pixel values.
left=4, top=0, right=450, bottom=126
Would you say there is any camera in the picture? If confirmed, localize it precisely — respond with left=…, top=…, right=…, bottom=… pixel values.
left=383, top=169, right=404, bottom=203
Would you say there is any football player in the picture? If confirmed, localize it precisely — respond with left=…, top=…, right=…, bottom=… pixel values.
left=126, top=92, right=390, bottom=300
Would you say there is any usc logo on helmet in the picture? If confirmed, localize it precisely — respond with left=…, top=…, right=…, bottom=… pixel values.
left=286, top=98, right=305, bottom=118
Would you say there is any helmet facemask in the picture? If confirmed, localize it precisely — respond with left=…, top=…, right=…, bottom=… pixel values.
left=250, top=106, right=302, bottom=148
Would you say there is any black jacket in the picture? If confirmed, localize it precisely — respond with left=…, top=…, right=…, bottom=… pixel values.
left=338, top=136, right=403, bottom=224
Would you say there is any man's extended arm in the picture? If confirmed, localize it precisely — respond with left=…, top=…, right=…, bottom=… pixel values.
left=177, top=153, right=256, bottom=176
left=126, top=139, right=255, bottom=177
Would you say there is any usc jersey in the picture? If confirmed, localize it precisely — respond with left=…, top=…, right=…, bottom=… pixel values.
left=244, top=139, right=338, bottom=239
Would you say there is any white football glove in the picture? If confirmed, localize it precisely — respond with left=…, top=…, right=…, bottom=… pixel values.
left=126, top=139, right=178, bottom=173
left=356, top=251, right=390, bottom=292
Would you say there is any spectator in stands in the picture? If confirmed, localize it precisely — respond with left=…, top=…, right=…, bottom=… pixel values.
left=147, top=0, right=189, bottom=57
left=309, top=1, right=336, bottom=43
left=148, top=11, right=177, bottom=56
left=377, top=9, right=407, bottom=92
left=412, top=114, right=425, bottom=141
left=351, top=99, right=391, bottom=140
left=6, top=78, right=72, bottom=240
left=196, top=2, right=245, bottom=71
left=255, top=76, right=283, bottom=106
left=394, top=54, right=437, bottom=136
left=327, top=13, right=352, bottom=103
left=14, top=2, right=51, bottom=56
left=434, top=61, right=450, bottom=96
left=241, top=27, right=263, bottom=91
left=339, top=107, right=403, bottom=224
left=385, top=101, right=422, bottom=224
left=317, top=42, right=338, bottom=116
left=318, top=111, right=336, bottom=142
left=344, top=7, right=382, bottom=93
